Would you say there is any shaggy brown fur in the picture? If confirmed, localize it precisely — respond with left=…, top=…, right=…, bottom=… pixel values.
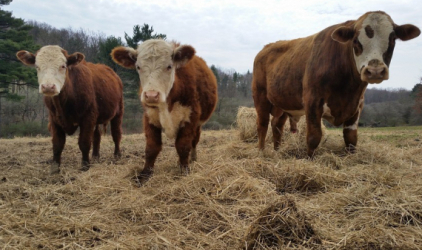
left=16, top=47, right=124, bottom=173
left=111, top=41, right=217, bottom=182
left=252, top=11, right=420, bottom=157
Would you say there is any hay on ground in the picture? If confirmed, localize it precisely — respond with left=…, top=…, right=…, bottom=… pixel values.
left=236, top=106, right=326, bottom=148
left=243, top=196, right=321, bottom=249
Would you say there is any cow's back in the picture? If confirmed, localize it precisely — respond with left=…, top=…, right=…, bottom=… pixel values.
left=192, top=56, right=217, bottom=122
left=253, top=36, right=315, bottom=111
left=172, top=56, right=217, bottom=123
left=87, top=62, right=123, bottom=124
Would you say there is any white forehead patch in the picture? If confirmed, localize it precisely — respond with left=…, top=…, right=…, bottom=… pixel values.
left=137, top=40, right=173, bottom=68
left=355, top=13, right=394, bottom=69
left=36, top=45, right=66, bottom=68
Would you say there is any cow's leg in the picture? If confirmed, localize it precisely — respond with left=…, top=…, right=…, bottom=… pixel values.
left=270, top=108, right=288, bottom=150
left=175, top=123, right=196, bottom=175
left=92, top=125, right=101, bottom=160
left=51, top=123, right=66, bottom=174
left=78, top=121, right=95, bottom=171
left=190, top=126, right=201, bottom=163
left=305, top=101, right=324, bottom=158
left=139, top=121, right=162, bottom=181
left=253, top=91, right=272, bottom=150
left=289, top=116, right=300, bottom=134
left=343, top=111, right=360, bottom=153
left=110, top=112, right=123, bottom=158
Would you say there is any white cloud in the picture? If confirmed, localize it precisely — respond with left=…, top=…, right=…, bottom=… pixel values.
left=4, top=0, right=422, bottom=89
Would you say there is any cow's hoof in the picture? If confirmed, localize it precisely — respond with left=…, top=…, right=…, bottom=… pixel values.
left=345, top=146, right=356, bottom=154
left=80, top=161, right=90, bottom=171
left=133, top=170, right=153, bottom=186
left=180, top=165, right=190, bottom=176
left=50, top=163, right=60, bottom=174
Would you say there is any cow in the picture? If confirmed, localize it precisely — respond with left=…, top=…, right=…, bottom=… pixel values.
left=252, top=11, right=420, bottom=157
left=111, top=39, right=217, bottom=182
left=16, top=45, right=124, bottom=174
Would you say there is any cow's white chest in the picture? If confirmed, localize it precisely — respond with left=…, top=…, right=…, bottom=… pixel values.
left=146, top=102, right=192, bottom=139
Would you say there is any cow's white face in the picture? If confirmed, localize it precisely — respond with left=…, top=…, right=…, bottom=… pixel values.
left=332, top=11, right=420, bottom=84
left=34, top=46, right=68, bottom=96
left=136, top=40, right=176, bottom=105
left=111, top=39, right=195, bottom=107
left=16, top=45, right=84, bottom=96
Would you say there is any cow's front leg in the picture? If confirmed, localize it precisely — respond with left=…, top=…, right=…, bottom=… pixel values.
left=138, top=122, right=162, bottom=182
left=305, top=101, right=323, bottom=158
left=270, top=109, right=288, bottom=150
left=92, top=125, right=101, bottom=161
left=175, top=124, right=196, bottom=175
left=78, top=122, right=95, bottom=171
left=51, top=122, right=66, bottom=174
left=343, top=111, right=360, bottom=153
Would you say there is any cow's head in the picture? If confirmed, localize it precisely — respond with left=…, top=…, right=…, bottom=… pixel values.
left=16, top=45, right=84, bottom=96
left=331, top=11, right=420, bottom=84
left=111, top=39, right=195, bottom=107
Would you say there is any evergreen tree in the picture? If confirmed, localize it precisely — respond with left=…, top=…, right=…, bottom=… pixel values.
left=0, top=0, right=40, bottom=134
left=0, top=0, right=39, bottom=98
left=124, top=24, right=166, bottom=49
left=96, top=35, right=124, bottom=72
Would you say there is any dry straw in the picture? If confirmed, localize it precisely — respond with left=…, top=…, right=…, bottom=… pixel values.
left=236, top=106, right=327, bottom=149
left=1, top=124, right=422, bottom=249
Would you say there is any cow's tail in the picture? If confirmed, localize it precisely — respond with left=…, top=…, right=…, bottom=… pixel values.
left=103, top=123, right=107, bottom=135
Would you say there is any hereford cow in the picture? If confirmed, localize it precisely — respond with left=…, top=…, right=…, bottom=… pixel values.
left=252, top=11, right=420, bottom=157
left=111, top=39, right=217, bottom=181
left=16, top=45, right=124, bottom=174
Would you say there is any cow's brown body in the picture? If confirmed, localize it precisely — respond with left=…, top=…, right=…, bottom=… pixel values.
left=17, top=46, right=124, bottom=173
left=111, top=40, right=217, bottom=182
left=47, top=60, right=124, bottom=171
left=252, top=11, right=420, bottom=156
left=142, top=55, right=218, bottom=177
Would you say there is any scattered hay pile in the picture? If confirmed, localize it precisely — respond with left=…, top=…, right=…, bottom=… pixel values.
left=1, top=126, right=422, bottom=249
left=236, top=106, right=327, bottom=149
left=243, top=197, right=320, bottom=249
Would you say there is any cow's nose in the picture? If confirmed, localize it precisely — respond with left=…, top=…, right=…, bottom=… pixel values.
left=41, top=84, right=56, bottom=93
left=144, top=90, right=160, bottom=103
left=364, top=65, right=387, bottom=79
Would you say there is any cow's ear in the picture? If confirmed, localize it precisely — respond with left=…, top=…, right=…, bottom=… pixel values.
left=111, top=46, right=137, bottom=69
left=332, top=26, right=355, bottom=43
left=67, top=52, right=85, bottom=67
left=16, top=50, right=36, bottom=66
left=395, top=24, right=420, bottom=41
left=173, top=45, right=195, bottom=68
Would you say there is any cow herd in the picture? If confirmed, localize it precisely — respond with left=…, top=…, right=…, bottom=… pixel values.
left=16, top=11, right=420, bottom=182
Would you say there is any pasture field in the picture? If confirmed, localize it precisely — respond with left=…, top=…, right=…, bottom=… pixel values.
left=1, top=125, right=422, bottom=249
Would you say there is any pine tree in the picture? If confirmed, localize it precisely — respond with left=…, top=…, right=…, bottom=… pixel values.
left=0, top=0, right=40, bottom=134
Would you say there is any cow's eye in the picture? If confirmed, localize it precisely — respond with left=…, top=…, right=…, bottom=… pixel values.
left=137, top=65, right=141, bottom=71
left=167, top=65, right=172, bottom=70
left=61, top=65, right=66, bottom=69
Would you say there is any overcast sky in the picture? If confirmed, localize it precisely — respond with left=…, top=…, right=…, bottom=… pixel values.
left=4, top=0, right=422, bottom=90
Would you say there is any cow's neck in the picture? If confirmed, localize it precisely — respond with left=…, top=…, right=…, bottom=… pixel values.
left=50, top=74, right=75, bottom=125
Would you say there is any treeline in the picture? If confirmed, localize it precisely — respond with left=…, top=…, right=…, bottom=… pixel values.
left=1, top=0, right=422, bottom=137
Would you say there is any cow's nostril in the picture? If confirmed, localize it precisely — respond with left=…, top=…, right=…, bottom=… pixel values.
left=364, top=68, right=372, bottom=77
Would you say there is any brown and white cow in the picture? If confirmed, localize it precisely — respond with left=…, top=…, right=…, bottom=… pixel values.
left=252, top=11, right=420, bottom=157
left=111, top=39, right=217, bottom=181
left=16, top=45, right=124, bottom=174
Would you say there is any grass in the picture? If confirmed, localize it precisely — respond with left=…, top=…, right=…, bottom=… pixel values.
left=0, top=124, right=422, bottom=249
